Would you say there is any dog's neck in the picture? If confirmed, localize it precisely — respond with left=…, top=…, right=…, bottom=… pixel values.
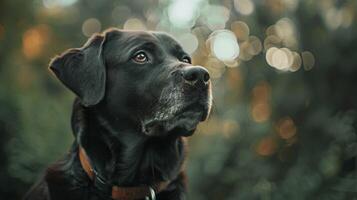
left=71, top=99, right=185, bottom=187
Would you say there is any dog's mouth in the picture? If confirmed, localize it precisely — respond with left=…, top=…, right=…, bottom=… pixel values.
left=143, top=103, right=210, bottom=137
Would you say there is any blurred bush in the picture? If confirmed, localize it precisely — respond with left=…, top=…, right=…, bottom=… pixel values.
left=1, top=0, right=357, bottom=199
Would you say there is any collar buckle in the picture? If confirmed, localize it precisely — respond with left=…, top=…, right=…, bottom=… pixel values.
left=145, top=187, right=156, bottom=200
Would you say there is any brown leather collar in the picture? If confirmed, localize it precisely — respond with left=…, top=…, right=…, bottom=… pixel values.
left=78, top=147, right=170, bottom=200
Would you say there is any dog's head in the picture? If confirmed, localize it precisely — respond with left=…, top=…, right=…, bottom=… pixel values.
left=50, top=29, right=212, bottom=137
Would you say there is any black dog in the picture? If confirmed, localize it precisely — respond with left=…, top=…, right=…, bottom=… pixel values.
left=24, top=28, right=212, bottom=200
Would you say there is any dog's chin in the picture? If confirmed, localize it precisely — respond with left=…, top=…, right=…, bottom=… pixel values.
left=143, top=106, right=209, bottom=137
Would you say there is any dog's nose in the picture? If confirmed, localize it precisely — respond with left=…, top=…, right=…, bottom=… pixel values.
left=181, top=66, right=210, bottom=85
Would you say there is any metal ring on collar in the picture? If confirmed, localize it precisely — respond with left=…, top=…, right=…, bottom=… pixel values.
left=145, top=187, right=156, bottom=200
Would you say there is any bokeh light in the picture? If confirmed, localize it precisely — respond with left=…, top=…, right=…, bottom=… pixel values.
left=275, top=18, right=297, bottom=48
left=42, top=0, right=77, bottom=8
left=264, top=35, right=281, bottom=50
left=168, top=0, right=201, bottom=28
left=202, top=5, right=230, bottom=30
left=266, top=47, right=302, bottom=72
left=209, top=30, right=240, bottom=62
left=324, top=8, right=344, bottom=30
left=290, top=51, right=302, bottom=72
left=246, top=36, right=262, bottom=56
left=276, top=117, right=297, bottom=139
left=272, top=48, right=292, bottom=70
left=318, top=1, right=355, bottom=30
left=123, top=18, right=147, bottom=30
left=82, top=18, right=101, bottom=37
left=238, top=41, right=252, bottom=61
left=255, top=136, right=277, bottom=156
left=251, top=81, right=271, bottom=123
left=175, top=33, right=199, bottom=54
left=234, top=0, right=255, bottom=16
left=251, top=103, right=271, bottom=123
left=231, top=21, right=250, bottom=41
left=224, top=59, right=240, bottom=68
left=222, top=119, right=240, bottom=138
left=204, top=57, right=226, bottom=79
left=22, top=25, right=50, bottom=59
left=302, top=51, right=315, bottom=71
left=145, top=8, right=161, bottom=28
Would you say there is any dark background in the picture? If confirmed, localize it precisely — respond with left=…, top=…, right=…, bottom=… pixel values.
left=1, top=0, right=357, bottom=199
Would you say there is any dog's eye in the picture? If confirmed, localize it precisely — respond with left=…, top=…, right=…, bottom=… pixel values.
left=181, top=56, right=191, bottom=64
left=132, top=52, right=149, bottom=63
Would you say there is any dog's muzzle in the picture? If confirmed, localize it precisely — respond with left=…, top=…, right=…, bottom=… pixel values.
left=143, top=65, right=212, bottom=137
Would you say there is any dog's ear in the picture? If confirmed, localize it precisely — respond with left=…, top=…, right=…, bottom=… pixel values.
left=49, top=34, right=106, bottom=107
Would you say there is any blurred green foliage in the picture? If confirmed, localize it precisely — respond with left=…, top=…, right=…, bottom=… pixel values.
left=1, top=0, right=357, bottom=199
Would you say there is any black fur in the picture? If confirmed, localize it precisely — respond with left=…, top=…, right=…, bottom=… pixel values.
left=24, top=29, right=211, bottom=200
